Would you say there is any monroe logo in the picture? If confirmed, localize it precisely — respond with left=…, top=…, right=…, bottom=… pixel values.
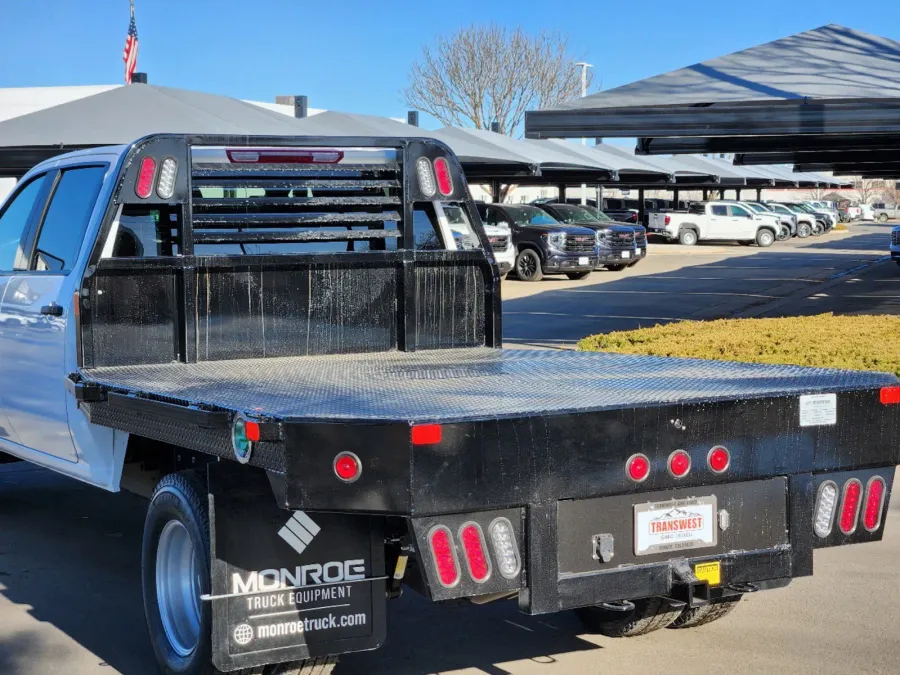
left=278, top=510, right=320, bottom=556
left=231, top=560, right=366, bottom=595
left=649, top=507, right=704, bottom=534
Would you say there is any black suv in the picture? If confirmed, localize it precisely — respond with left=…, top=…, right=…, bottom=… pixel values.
left=477, top=203, right=599, bottom=282
left=535, top=203, right=644, bottom=271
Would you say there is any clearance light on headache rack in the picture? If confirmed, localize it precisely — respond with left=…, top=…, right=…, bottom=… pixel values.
left=433, top=157, right=453, bottom=196
left=416, top=157, right=437, bottom=197
left=156, top=157, right=178, bottom=199
left=135, top=156, right=157, bottom=199
left=225, top=148, right=344, bottom=164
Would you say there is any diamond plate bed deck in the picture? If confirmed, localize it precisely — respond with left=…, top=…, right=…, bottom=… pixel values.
left=79, top=348, right=899, bottom=423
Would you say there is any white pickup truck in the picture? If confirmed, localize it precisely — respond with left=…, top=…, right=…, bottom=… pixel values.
left=648, top=201, right=780, bottom=247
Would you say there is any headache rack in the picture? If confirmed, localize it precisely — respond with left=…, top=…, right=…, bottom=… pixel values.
left=189, top=146, right=404, bottom=251
left=75, top=135, right=500, bottom=372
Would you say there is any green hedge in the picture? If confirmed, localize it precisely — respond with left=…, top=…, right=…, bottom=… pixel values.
left=577, top=313, right=900, bottom=376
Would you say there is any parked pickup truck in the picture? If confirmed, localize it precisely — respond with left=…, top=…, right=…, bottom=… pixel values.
left=2, top=134, right=899, bottom=675
left=535, top=202, right=644, bottom=271
left=648, top=201, right=780, bottom=246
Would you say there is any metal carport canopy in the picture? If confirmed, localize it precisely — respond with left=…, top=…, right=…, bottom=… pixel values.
left=290, top=112, right=542, bottom=179
left=524, top=24, right=900, bottom=160
left=0, top=83, right=317, bottom=177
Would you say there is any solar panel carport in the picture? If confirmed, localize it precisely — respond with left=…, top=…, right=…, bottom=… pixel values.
left=524, top=24, right=900, bottom=181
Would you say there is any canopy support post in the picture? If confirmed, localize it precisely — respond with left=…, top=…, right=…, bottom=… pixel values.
left=491, top=179, right=501, bottom=203
left=558, top=184, right=567, bottom=202
left=673, top=188, right=680, bottom=209
left=703, top=189, right=709, bottom=201
left=596, top=184, right=603, bottom=208
left=756, top=188, right=763, bottom=201
left=638, top=188, right=645, bottom=226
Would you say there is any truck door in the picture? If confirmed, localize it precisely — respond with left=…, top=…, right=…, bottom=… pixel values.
left=0, top=166, right=107, bottom=461
left=707, top=204, right=731, bottom=239
left=0, top=172, right=54, bottom=447
left=728, top=204, right=756, bottom=238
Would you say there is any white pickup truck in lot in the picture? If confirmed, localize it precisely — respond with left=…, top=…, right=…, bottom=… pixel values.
left=648, top=201, right=780, bottom=247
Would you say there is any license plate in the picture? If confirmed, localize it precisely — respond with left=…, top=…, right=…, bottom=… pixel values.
left=621, top=251, right=631, bottom=259
left=578, top=256, right=589, bottom=265
left=634, top=495, right=717, bottom=556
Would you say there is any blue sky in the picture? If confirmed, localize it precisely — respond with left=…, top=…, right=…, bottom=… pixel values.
left=0, top=0, right=896, bottom=129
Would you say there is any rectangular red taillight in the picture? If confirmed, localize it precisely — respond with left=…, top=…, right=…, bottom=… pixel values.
left=880, top=386, right=900, bottom=404
left=411, top=424, right=442, bottom=445
left=664, top=215, right=671, bottom=225
left=225, top=148, right=344, bottom=164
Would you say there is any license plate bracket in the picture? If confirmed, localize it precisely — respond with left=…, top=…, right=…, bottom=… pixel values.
left=634, top=495, right=718, bottom=556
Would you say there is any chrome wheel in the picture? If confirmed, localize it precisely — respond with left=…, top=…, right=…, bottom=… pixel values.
left=156, top=520, right=202, bottom=657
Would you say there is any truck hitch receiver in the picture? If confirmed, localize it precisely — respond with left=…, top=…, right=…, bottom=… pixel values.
left=668, top=559, right=710, bottom=609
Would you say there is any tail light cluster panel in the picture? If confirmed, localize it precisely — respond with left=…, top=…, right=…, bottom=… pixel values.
left=409, top=507, right=524, bottom=602
left=812, top=467, right=893, bottom=548
left=406, top=140, right=466, bottom=202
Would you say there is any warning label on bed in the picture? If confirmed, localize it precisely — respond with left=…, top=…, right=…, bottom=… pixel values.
left=799, top=393, right=837, bottom=427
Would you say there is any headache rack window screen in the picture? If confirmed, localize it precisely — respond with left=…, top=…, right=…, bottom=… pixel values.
left=190, top=146, right=410, bottom=255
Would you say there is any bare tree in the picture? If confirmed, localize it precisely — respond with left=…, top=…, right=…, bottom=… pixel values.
left=805, top=185, right=825, bottom=200
left=405, top=24, right=591, bottom=135
left=404, top=25, right=591, bottom=201
left=879, top=182, right=899, bottom=205
left=853, top=177, right=878, bottom=205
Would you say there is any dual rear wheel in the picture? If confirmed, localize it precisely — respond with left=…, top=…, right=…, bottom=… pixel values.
left=575, top=595, right=742, bottom=638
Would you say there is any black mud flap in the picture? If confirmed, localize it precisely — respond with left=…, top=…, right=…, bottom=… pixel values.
left=207, top=464, right=386, bottom=672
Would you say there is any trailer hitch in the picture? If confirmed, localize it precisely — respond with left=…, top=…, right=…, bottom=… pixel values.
left=667, top=559, right=710, bottom=609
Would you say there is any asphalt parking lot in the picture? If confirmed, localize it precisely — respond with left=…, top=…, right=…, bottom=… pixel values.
left=2, top=222, right=899, bottom=675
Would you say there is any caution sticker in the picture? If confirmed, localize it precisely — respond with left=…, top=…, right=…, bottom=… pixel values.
left=694, top=561, right=722, bottom=587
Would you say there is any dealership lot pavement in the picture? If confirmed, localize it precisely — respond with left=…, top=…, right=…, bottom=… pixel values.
left=2, top=222, right=899, bottom=675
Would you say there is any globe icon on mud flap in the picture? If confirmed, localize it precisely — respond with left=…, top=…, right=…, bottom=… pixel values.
left=233, top=624, right=254, bottom=646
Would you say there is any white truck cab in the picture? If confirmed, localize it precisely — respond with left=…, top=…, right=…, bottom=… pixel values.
left=648, top=201, right=779, bottom=247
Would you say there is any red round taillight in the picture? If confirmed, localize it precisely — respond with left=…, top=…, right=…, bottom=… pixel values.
left=433, top=157, right=453, bottom=196
left=135, top=156, right=157, bottom=199
left=863, top=476, right=887, bottom=532
left=708, top=446, right=730, bottom=474
left=626, top=453, right=650, bottom=483
left=839, top=479, right=862, bottom=535
left=668, top=450, right=691, bottom=478
left=333, top=452, right=361, bottom=483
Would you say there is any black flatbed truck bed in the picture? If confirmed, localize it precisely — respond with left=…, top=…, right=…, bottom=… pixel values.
left=22, top=132, right=900, bottom=673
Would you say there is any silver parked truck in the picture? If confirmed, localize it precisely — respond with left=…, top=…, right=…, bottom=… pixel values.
left=2, top=134, right=900, bottom=675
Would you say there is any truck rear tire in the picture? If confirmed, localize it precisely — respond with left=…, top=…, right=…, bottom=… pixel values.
left=776, top=225, right=790, bottom=241
left=879, top=214, right=890, bottom=223
left=575, top=597, right=682, bottom=637
left=668, top=596, right=741, bottom=629
left=678, top=229, right=698, bottom=246
left=756, top=229, right=775, bottom=247
left=811, top=222, right=824, bottom=236
left=515, top=249, right=544, bottom=282
left=143, top=471, right=334, bottom=675
left=797, top=223, right=811, bottom=238
left=566, top=271, right=592, bottom=280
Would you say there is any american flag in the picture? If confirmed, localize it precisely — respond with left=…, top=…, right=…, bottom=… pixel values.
left=123, top=2, right=139, bottom=84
